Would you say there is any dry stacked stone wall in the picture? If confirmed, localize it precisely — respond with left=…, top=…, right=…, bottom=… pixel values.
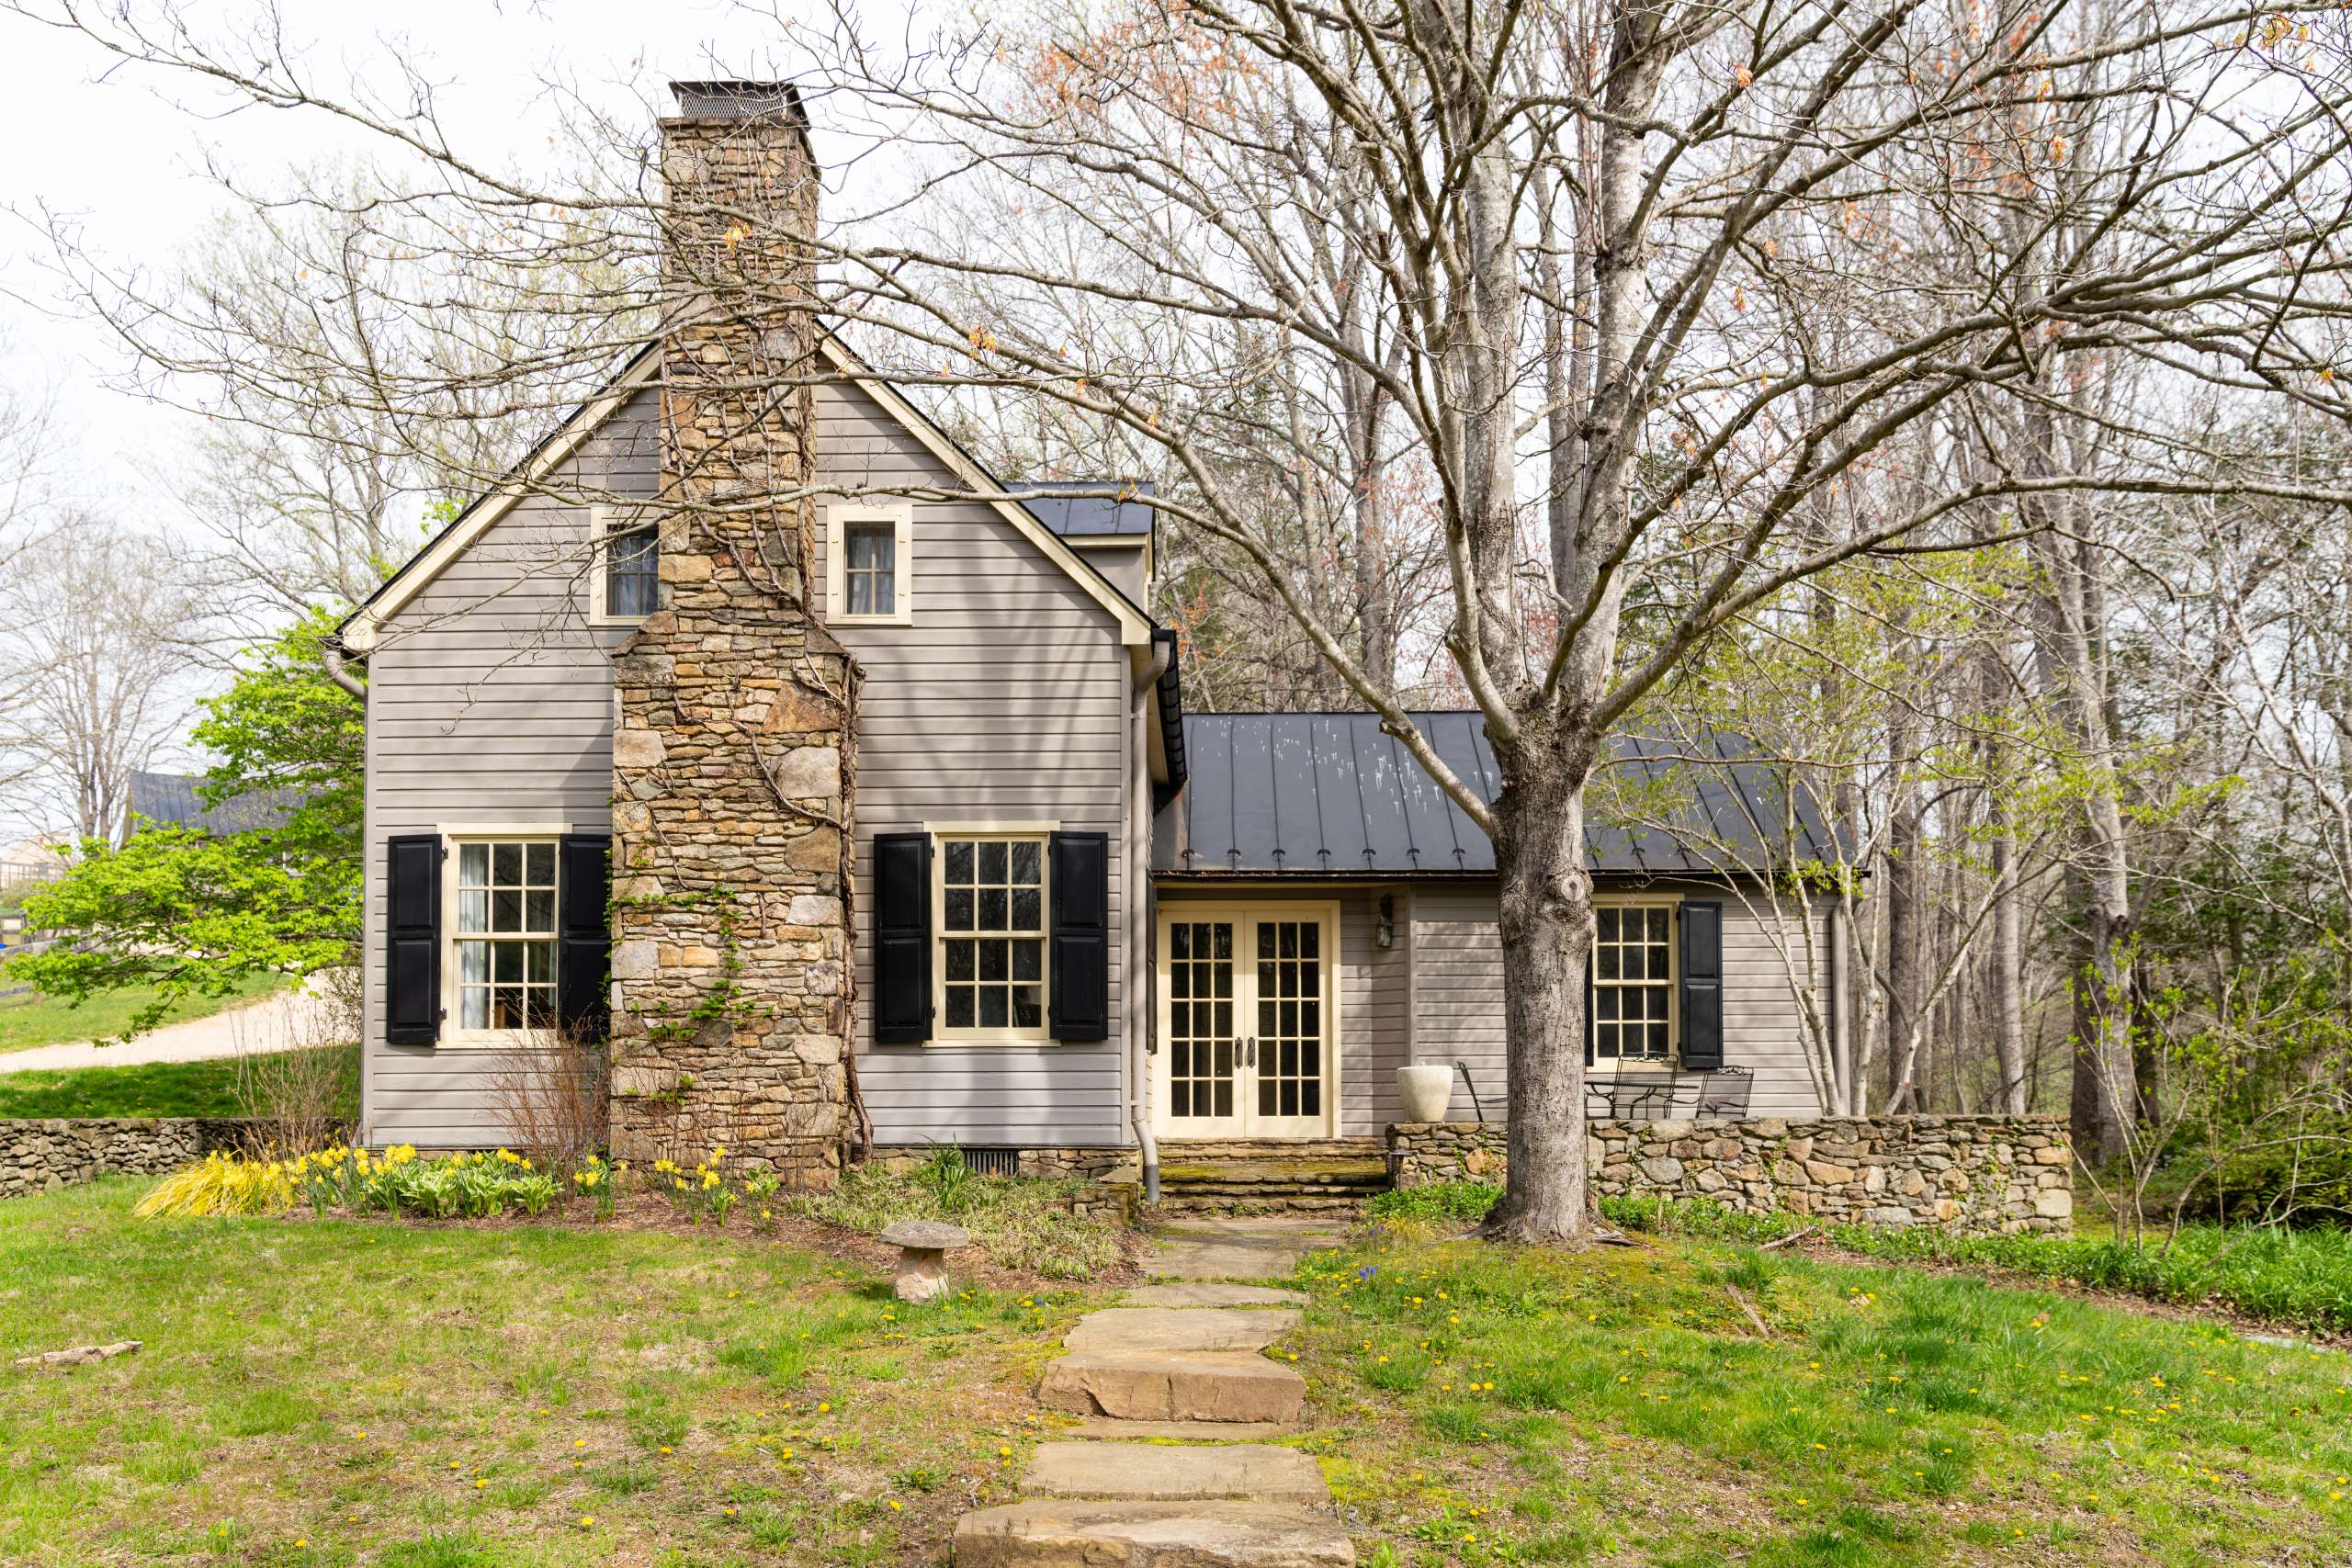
left=1388, top=1115, right=2074, bottom=1234
left=0, top=1118, right=339, bottom=1200
left=608, top=93, right=858, bottom=1186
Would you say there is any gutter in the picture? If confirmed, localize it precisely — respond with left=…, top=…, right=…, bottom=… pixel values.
left=1130, top=633, right=1172, bottom=1207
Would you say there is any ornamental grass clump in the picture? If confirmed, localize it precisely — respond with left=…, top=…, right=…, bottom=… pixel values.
left=134, top=1151, right=297, bottom=1218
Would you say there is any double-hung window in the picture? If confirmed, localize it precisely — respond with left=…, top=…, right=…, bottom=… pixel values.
left=937, top=835, right=1046, bottom=1037
left=1591, top=902, right=1675, bottom=1066
left=454, top=839, right=557, bottom=1032
left=592, top=506, right=660, bottom=622
left=825, top=503, right=914, bottom=625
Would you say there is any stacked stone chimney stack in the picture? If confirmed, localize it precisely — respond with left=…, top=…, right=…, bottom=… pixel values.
left=607, top=81, right=859, bottom=1184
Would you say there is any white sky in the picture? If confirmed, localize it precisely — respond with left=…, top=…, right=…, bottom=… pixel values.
left=0, top=0, right=820, bottom=504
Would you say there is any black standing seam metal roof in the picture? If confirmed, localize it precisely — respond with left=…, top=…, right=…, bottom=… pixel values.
left=1153, top=713, right=1840, bottom=877
left=1019, top=479, right=1156, bottom=537
left=126, top=772, right=301, bottom=836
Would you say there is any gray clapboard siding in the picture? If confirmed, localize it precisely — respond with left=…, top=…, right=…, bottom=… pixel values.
left=1340, top=891, right=1412, bottom=1135
left=815, top=378, right=1135, bottom=1150
left=359, top=372, right=650, bottom=1145
left=1408, top=884, right=1830, bottom=1119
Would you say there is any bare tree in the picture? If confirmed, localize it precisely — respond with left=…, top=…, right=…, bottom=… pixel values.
left=0, top=515, right=198, bottom=841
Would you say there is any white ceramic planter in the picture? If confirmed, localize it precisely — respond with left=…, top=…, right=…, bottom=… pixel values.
left=1398, top=1063, right=1456, bottom=1123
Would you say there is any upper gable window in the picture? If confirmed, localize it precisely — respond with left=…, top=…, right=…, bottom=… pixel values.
left=591, top=506, right=660, bottom=623
left=825, top=503, right=914, bottom=626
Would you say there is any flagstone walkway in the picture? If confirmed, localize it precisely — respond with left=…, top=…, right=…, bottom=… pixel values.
left=954, top=1217, right=1357, bottom=1568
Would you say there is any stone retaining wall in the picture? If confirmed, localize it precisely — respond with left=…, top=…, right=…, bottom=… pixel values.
left=0, top=1117, right=292, bottom=1201
left=1387, top=1114, right=2074, bottom=1235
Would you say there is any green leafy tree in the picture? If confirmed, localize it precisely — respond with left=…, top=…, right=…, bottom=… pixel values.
left=13, top=608, right=362, bottom=1037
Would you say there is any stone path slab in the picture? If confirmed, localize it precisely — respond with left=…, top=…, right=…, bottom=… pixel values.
left=1023, top=1441, right=1329, bottom=1504
left=955, top=1500, right=1353, bottom=1568
left=1143, top=1238, right=1301, bottom=1281
left=1039, top=1349, right=1307, bottom=1425
left=1063, top=1418, right=1297, bottom=1443
left=1121, top=1283, right=1307, bottom=1309
left=1065, top=1307, right=1300, bottom=1355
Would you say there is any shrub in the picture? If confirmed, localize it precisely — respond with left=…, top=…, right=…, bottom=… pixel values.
left=1367, top=1181, right=1503, bottom=1224
left=793, top=1153, right=1121, bottom=1279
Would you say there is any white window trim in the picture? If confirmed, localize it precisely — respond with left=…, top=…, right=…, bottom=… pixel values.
left=438, top=829, right=563, bottom=1050
left=825, top=502, right=915, bottom=626
left=587, top=504, right=661, bottom=626
left=1589, top=895, right=1681, bottom=1074
left=927, top=820, right=1056, bottom=1047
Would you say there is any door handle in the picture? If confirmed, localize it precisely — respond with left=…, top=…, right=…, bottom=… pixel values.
left=1245, top=1038, right=1257, bottom=1067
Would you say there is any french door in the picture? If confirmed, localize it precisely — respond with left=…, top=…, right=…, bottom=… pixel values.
left=1155, top=905, right=1337, bottom=1139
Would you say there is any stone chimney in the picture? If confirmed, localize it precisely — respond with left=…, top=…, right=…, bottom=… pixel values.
left=607, top=81, right=858, bottom=1185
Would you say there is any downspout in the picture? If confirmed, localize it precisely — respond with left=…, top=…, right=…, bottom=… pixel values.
left=1131, top=637, right=1171, bottom=1206
left=322, top=634, right=368, bottom=702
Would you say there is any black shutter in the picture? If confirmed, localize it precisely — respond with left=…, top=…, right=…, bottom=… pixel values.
left=1679, top=899, right=1724, bottom=1071
left=873, top=832, right=933, bottom=1044
left=1048, top=830, right=1111, bottom=1042
left=385, top=834, right=442, bottom=1045
left=556, top=834, right=613, bottom=1043
left=1584, top=945, right=1595, bottom=1067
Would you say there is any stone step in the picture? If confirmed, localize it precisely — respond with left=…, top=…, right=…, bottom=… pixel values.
left=1142, top=1238, right=1301, bottom=1282
left=955, top=1500, right=1354, bottom=1568
left=1120, top=1283, right=1308, bottom=1309
left=1064, top=1307, right=1300, bottom=1355
left=1064, top=1417, right=1298, bottom=1442
left=1159, top=1158, right=1390, bottom=1188
left=1157, top=1197, right=1370, bottom=1218
left=1022, top=1441, right=1329, bottom=1504
left=1040, top=1349, right=1307, bottom=1425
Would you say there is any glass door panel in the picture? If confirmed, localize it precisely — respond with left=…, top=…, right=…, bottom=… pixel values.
left=1164, top=918, right=1241, bottom=1133
left=1248, top=916, right=1328, bottom=1135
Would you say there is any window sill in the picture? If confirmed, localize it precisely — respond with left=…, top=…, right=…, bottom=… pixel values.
left=828, top=611, right=913, bottom=628
left=436, top=1031, right=562, bottom=1051
left=918, top=1035, right=1061, bottom=1049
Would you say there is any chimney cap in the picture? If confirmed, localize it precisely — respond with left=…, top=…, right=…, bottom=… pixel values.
left=669, top=80, right=808, bottom=122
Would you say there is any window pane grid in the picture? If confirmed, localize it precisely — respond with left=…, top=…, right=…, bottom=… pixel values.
left=606, top=524, right=659, bottom=617
left=457, top=840, right=557, bottom=1032
left=844, top=521, right=898, bottom=615
left=1254, top=919, right=1322, bottom=1119
left=941, top=836, right=1043, bottom=1033
left=1168, top=919, right=1235, bottom=1119
left=1593, top=904, right=1673, bottom=1063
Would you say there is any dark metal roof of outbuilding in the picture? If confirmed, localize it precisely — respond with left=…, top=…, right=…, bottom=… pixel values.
left=127, top=772, right=300, bottom=836
left=1021, top=479, right=1155, bottom=537
left=1153, top=712, right=1839, bottom=878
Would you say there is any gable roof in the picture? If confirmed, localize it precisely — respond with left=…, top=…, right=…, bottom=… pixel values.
left=336, top=334, right=1155, bottom=655
left=126, top=771, right=301, bottom=836
left=1155, top=712, right=1840, bottom=878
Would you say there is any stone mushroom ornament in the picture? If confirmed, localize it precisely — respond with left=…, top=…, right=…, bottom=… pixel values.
left=880, top=1219, right=970, bottom=1303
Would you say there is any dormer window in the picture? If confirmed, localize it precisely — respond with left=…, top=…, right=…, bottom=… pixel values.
left=591, top=506, right=660, bottom=622
left=826, top=502, right=914, bottom=625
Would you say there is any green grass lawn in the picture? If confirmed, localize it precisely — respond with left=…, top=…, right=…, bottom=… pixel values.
left=1296, top=1224, right=2352, bottom=1566
left=0, top=1043, right=361, bottom=1119
left=5, top=1182, right=2350, bottom=1566
left=0, top=1179, right=1087, bottom=1567
left=0, top=963, right=285, bottom=1053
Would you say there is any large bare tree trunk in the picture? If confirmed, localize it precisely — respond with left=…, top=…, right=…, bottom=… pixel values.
left=1487, top=751, right=1595, bottom=1241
